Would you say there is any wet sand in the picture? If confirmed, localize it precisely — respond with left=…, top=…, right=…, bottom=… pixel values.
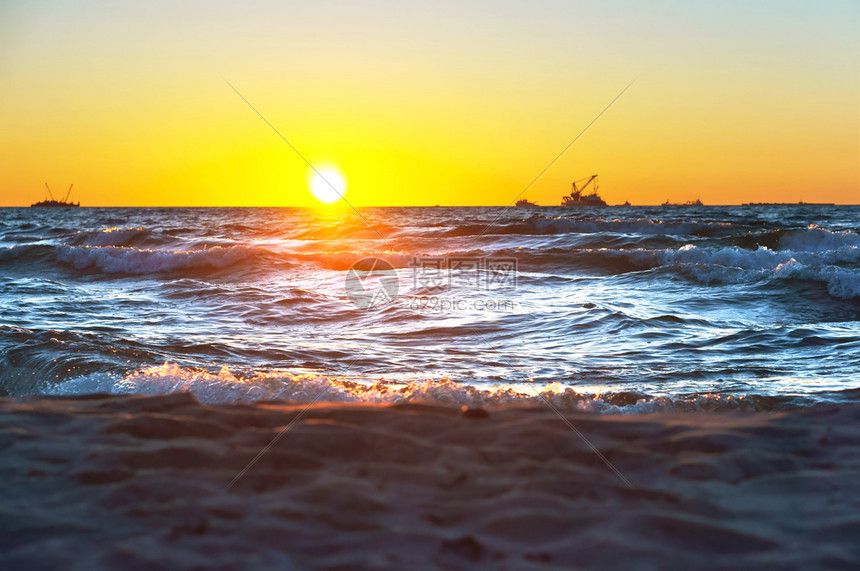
left=2, top=393, right=859, bottom=569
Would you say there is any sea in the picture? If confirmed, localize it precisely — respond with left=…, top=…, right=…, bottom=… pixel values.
left=1, top=205, right=858, bottom=412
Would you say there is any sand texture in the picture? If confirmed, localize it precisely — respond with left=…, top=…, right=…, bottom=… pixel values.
left=1, top=393, right=859, bottom=569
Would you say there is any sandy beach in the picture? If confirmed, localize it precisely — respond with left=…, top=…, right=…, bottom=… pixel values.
left=2, top=393, right=859, bottom=569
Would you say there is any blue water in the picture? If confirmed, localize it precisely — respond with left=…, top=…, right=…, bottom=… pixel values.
left=1, top=205, right=858, bottom=411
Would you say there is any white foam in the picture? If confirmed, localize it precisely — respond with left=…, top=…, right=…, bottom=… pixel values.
left=40, top=362, right=775, bottom=413
left=611, top=244, right=860, bottom=298
left=773, top=260, right=860, bottom=299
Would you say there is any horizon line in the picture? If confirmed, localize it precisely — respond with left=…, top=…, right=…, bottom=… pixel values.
left=4, top=203, right=858, bottom=208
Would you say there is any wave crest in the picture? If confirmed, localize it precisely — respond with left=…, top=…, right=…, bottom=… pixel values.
left=41, top=362, right=802, bottom=413
left=779, top=225, right=860, bottom=252
left=581, top=244, right=860, bottom=298
left=56, top=245, right=265, bottom=274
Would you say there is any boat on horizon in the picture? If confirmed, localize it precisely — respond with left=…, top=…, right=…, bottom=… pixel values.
left=562, top=175, right=606, bottom=206
left=515, top=198, right=538, bottom=207
left=31, top=183, right=80, bottom=208
left=662, top=199, right=703, bottom=207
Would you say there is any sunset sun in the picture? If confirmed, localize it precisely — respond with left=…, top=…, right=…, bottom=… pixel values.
left=309, top=168, right=346, bottom=204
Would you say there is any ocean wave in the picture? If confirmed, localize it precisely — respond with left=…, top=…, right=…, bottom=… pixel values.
left=6, top=241, right=416, bottom=275
left=0, top=243, right=55, bottom=262
left=655, top=245, right=860, bottom=297
left=69, top=226, right=154, bottom=247
left=55, top=244, right=268, bottom=274
left=779, top=225, right=860, bottom=252
left=2, top=242, right=263, bottom=274
left=530, top=216, right=740, bottom=237
left=12, top=241, right=856, bottom=299
left=662, top=244, right=860, bottom=270
left=734, top=226, right=860, bottom=252
left=39, top=362, right=805, bottom=413
left=772, top=260, right=860, bottom=300
left=6, top=239, right=859, bottom=299
left=290, top=250, right=415, bottom=271
left=438, top=216, right=745, bottom=238
left=567, top=244, right=859, bottom=298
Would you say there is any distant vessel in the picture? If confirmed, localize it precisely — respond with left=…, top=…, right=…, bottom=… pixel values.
left=515, top=198, right=538, bottom=207
left=562, top=175, right=606, bottom=206
left=662, top=199, right=703, bottom=207
left=742, top=201, right=835, bottom=206
left=31, top=183, right=79, bottom=208
left=622, top=200, right=631, bottom=206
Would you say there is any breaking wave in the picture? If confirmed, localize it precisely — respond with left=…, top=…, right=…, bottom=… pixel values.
left=55, top=244, right=268, bottom=274
left=40, top=362, right=812, bottom=413
left=2, top=243, right=417, bottom=275
left=616, top=244, right=860, bottom=298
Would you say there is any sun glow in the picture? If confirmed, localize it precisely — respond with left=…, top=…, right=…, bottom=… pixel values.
left=310, top=169, right=346, bottom=204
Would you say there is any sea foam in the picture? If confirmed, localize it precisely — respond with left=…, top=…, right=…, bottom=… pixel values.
left=40, top=362, right=800, bottom=413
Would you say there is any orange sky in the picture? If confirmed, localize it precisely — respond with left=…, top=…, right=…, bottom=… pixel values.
left=1, top=1, right=858, bottom=206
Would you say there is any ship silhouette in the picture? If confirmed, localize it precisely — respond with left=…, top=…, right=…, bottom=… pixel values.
left=562, top=175, right=606, bottom=206
left=661, top=199, right=703, bottom=207
left=31, top=183, right=80, bottom=208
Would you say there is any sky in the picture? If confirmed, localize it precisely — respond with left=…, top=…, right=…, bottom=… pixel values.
left=1, top=0, right=858, bottom=206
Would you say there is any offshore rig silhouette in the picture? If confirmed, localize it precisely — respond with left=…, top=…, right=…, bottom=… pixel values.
left=31, top=183, right=79, bottom=208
